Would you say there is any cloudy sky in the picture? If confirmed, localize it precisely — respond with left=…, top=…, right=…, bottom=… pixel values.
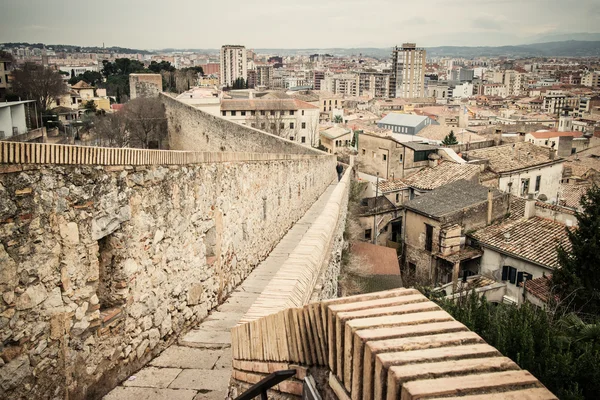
left=1, top=0, right=599, bottom=49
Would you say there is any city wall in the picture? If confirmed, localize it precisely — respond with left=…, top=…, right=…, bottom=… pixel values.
left=0, top=142, right=336, bottom=399
left=161, top=93, right=322, bottom=155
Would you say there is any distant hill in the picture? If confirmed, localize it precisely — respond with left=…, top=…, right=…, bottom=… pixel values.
left=3, top=40, right=600, bottom=59
left=0, top=42, right=154, bottom=55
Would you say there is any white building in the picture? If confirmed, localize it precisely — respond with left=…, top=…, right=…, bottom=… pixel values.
left=220, top=45, right=247, bottom=88
left=320, top=73, right=360, bottom=97
left=220, top=98, right=320, bottom=147
left=390, top=43, right=426, bottom=98
left=0, top=100, right=35, bottom=139
left=582, top=71, right=599, bottom=88
left=450, top=82, right=473, bottom=99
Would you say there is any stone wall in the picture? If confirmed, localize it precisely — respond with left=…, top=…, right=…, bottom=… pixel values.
left=161, top=94, right=322, bottom=155
left=0, top=156, right=335, bottom=399
left=129, top=74, right=163, bottom=99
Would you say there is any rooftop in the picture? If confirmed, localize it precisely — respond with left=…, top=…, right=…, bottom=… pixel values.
left=403, top=162, right=481, bottom=190
left=464, top=142, right=562, bottom=174
left=71, top=80, right=94, bottom=89
left=417, top=125, right=487, bottom=143
left=378, top=113, right=430, bottom=127
left=349, top=241, right=401, bottom=276
left=0, top=100, right=35, bottom=109
left=528, top=130, right=584, bottom=139
left=401, top=141, right=439, bottom=151
left=405, top=179, right=503, bottom=218
left=520, top=274, right=557, bottom=303
left=378, top=178, right=409, bottom=193
left=320, top=125, right=352, bottom=140
left=220, top=98, right=318, bottom=111
left=470, top=216, right=571, bottom=269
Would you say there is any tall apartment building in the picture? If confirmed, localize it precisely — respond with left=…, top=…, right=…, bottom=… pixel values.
left=503, top=70, right=523, bottom=96
left=0, top=58, right=13, bottom=100
left=313, top=71, right=325, bottom=91
left=256, top=65, right=273, bottom=88
left=582, top=71, right=600, bottom=88
left=390, top=43, right=426, bottom=98
left=321, top=73, right=360, bottom=97
left=358, top=72, right=390, bottom=98
left=220, top=45, right=247, bottom=87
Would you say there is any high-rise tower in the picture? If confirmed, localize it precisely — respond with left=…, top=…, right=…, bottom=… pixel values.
left=389, top=43, right=426, bottom=98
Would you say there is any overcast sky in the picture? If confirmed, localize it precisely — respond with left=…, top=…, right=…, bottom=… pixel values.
left=1, top=0, right=599, bottom=49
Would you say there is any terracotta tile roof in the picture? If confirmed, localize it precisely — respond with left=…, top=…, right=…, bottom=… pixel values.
left=520, top=274, right=557, bottom=303
left=349, top=241, right=400, bottom=276
left=403, top=162, right=481, bottom=190
left=220, top=99, right=318, bottom=111
left=470, top=216, right=571, bottom=269
left=71, top=80, right=93, bottom=89
left=378, top=179, right=410, bottom=193
left=528, top=131, right=583, bottom=139
left=464, top=142, right=562, bottom=174
left=417, top=126, right=487, bottom=143
left=559, top=183, right=591, bottom=210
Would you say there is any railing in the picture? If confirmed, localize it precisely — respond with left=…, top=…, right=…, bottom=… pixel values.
left=0, top=141, right=324, bottom=166
left=234, top=370, right=296, bottom=400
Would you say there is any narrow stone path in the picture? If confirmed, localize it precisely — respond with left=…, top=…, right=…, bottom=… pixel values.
left=104, top=182, right=338, bottom=400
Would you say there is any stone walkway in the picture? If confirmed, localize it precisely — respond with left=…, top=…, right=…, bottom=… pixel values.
left=104, top=182, right=338, bottom=400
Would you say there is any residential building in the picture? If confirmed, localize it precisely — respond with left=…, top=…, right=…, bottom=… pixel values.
left=219, top=98, right=319, bottom=146
left=464, top=142, right=565, bottom=202
left=319, top=126, right=353, bottom=154
left=0, top=57, right=13, bottom=100
left=356, top=133, right=438, bottom=179
left=256, top=65, right=273, bottom=88
left=356, top=195, right=400, bottom=246
left=581, top=71, right=599, bottom=88
left=402, top=162, right=481, bottom=196
left=459, top=68, right=475, bottom=82
left=0, top=100, right=39, bottom=140
left=319, top=92, right=344, bottom=121
left=524, top=130, right=583, bottom=157
left=377, top=113, right=434, bottom=135
left=313, top=71, right=325, bottom=90
left=402, top=180, right=510, bottom=284
left=503, top=70, right=524, bottom=96
left=470, top=197, right=571, bottom=305
left=390, top=43, right=426, bottom=98
left=220, top=45, right=247, bottom=87
left=358, top=72, right=390, bottom=98
left=320, top=73, right=359, bottom=97
left=482, top=84, right=507, bottom=97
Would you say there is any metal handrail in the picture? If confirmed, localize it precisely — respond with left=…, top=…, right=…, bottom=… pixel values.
left=234, top=369, right=297, bottom=400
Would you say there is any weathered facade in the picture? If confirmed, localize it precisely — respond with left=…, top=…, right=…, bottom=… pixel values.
left=129, top=74, right=163, bottom=100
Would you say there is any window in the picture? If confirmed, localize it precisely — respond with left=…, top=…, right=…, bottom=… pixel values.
left=261, top=122, right=266, bottom=129
left=251, top=123, right=256, bottom=128
left=395, top=193, right=400, bottom=203
left=270, top=123, right=275, bottom=130
left=501, top=266, right=518, bottom=284
left=425, top=224, right=433, bottom=252
left=535, top=175, right=541, bottom=192
left=302, top=110, right=305, bottom=116
left=290, top=122, right=295, bottom=129
left=362, top=149, right=366, bottom=155
left=290, top=136, right=294, bottom=141
left=231, top=111, right=236, bottom=116
left=270, top=111, right=276, bottom=116
left=261, top=111, right=266, bottom=116
left=323, top=100, right=327, bottom=105
left=301, top=122, right=306, bottom=129
left=280, top=122, right=285, bottom=129
left=251, top=111, right=256, bottom=116
left=517, top=272, right=533, bottom=286
left=56, top=99, right=60, bottom=106
left=365, top=229, right=372, bottom=240
left=290, top=110, right=295, bottom=116
left=241, top=111, right=246, bottom=116
left=521, top=178, right=530, bottom=196
left=222, top=111, right=226, bottom=116
left=399, top=154, right=403, bottom=163
left=391, top=220, right=402, bottom=242
left=329, top=100, right=332, bottom=105
left=383, top=154, right=387, bottom=161
left=301, top=137, right=306, bottom=143
left=372, top=151, right=376, bottom=158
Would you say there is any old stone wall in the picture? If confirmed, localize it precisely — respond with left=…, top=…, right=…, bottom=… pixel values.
left=129, top=74, right=163, bottom=99
left=0, top=156, right=335, bottom=399
left=162, top=94, right=322, bottom=155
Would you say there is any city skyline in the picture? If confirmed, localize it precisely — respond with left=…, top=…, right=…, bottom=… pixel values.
left=2, top=0, right=600, bottom=50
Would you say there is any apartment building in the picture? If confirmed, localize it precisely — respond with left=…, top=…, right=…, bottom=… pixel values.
left=0, top=57, right=13, bottom=100
left=220, top=45, right=247, bottom=87
left=256, top=65, right=273, bottom=88
left=482, top=84, right=507, bottom=97
left=320, top=73, right=359, bottom=97
left=358, top=72, right=390, bottom=98
left=582, top=71, right=599, bottom=88
left=390, top=43, right=426, bottom=98
left=220, top=98, right=320, bottom=146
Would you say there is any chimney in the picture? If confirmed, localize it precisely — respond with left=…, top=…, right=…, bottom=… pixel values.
left=524, top=193, right=536, bottom=219
left=487, top=188, right=493, bottom=225
left=549, top=148, right=556, bottom=160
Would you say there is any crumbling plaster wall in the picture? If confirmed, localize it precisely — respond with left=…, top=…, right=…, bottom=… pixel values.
left=0, top=156, right=334, bottom=399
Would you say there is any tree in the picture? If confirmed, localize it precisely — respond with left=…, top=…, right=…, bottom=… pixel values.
left=92, top=112, right=129, bottom=147
left=122, top=97, right=168, bottom=149
left=554, top=185, right=600, bottom=315
left=246, top=104, right=296, bottom=140
left=69, top=71, right=103, bottom=86
left=334, top=115, right=343, bottom=124
left=232, top=77, right=246, bottom=90
left=11, top=63, right=68, bottom=111
left=441, top=130, right=459, bottom=146
left=83, top=100, right=97, bottom=113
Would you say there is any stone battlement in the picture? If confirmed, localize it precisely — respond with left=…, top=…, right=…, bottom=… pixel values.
left=230, top=289, right=557, bottom=400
